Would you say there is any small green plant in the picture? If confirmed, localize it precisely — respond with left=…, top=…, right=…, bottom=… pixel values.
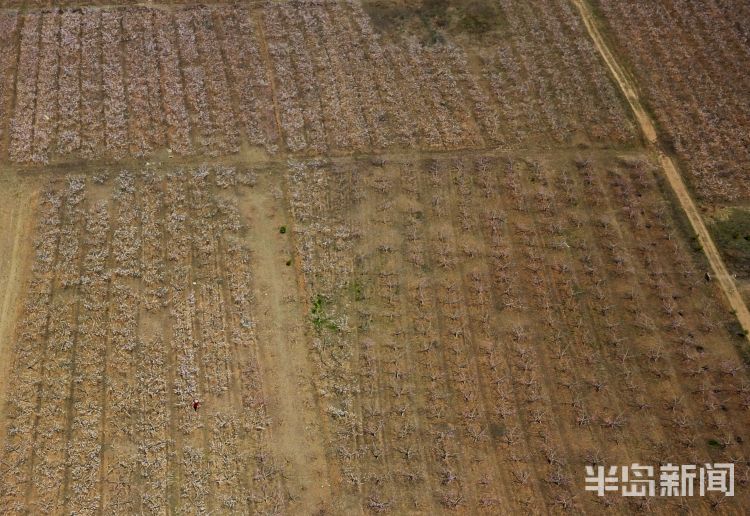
left=311, top=294, right=339, bottom=331
left=349, top=281, right=364, bottom=301
left=286, top=259, right=292, bottom=266
left=279, top=225, right=287, bottom=234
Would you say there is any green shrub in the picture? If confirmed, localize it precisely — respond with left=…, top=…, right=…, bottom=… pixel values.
left=363, top=0, right=504, bottom=42
left=710, top=209, right=750, bottom=276
left=311, top=294, right=339, bottom=331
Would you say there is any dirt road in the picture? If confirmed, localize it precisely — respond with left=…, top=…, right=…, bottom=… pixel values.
left=0, top=179, right=37, bottom=423
left=573, top=0, right=750, bottom=343
left=238, top=174, right=332, bottom=512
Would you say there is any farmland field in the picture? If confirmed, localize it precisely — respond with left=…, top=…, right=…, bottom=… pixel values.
left=0, top=1, right=748, bottom=514
left=0, top=1, right=636, bottom=164
left=588, top=0, right=750, bottom=292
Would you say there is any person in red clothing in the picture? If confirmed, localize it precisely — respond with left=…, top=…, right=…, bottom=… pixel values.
left=192, top=399, right=201, bottom=412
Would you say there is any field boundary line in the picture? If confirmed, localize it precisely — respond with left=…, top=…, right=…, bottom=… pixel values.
left=96, top=180, right=118, bottom=516
left=573, top=0, right=750, bottom=343
left=2, top=143, right=647, bottom=175
left=254, top=11, right=285, bottom=152
left=60, top=180, right=93, bottom=513
left=0, top=198, right=29, bottom=424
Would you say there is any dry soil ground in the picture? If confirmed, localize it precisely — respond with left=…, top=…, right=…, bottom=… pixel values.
left=0, top=1, right=749, bottom=515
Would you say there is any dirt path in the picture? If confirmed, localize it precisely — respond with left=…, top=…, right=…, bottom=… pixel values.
left=0, top=179, right=37, bottom=421
left=573, top=0, right=750, bottom=343
left=238, top=175, right=331, bottom=512
left=254, top=11, right=286, bottom=149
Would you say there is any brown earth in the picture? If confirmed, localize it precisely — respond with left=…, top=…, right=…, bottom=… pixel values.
left=0, top=1, right=748, bottom=515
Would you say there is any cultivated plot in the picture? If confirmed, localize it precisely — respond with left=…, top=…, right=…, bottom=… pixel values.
left=2, top=154, right=747, bottom=514
left=0, top=1, right=635, bottom=165
left=0, top=1, right=747, bottom=514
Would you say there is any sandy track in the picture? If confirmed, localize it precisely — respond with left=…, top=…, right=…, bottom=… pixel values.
left=0, top=181, right=36, bottom=422
left=573, top=0, right=750, bottom=343
left=239, top=174, right=332, bottom=512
